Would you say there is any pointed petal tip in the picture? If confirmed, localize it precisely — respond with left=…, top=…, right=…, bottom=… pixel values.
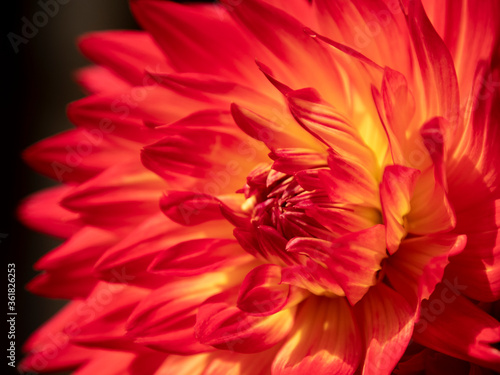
left=255, top=59, right=292, bottom=95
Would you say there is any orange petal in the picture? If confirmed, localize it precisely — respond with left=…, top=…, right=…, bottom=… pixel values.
left=287, top=225, right=387, bottom=304
left=194, top=288, right=295, bottom=353
left=402, top=0, right=459, bottom=123
left=380, top=165, right=420, bottom=253
left=354, top=283, right=416, bottom=375
left=272, top=296, right=361, bottom=375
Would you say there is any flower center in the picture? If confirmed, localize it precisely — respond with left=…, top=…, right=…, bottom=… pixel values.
left=234, top=162, right=385, bottom=303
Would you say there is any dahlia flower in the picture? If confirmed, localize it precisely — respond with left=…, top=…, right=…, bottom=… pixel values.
left=20, top=0, right=500, bottom=374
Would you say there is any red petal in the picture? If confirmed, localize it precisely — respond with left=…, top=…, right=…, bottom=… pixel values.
left=150, top=354, right=208, bottom=375
left=75, top=66, right=130, bottom=95
left=23, top=301, right=84, bottom=352
left=255, top=225, right=301, bottom=266
left=71, top=352, right=164, bottom=375
left=422, top=0, right=500, bottom=102
left=17, top=186, right=83, bottom=238
left=22, top=130, right=130, bottom=183
left=67, top=92, right=160, bottom=143
left=150, top=238, right=250, bottom=277
left=281, top=260, right=344, bottom=297
left=445, top=225, right=500, bottom=302
left=373, top=68, right=415, bottom=165
left=385, top=234, right=467, bottom=303
left=28, top=227, right=118, bottom=299
left=237, top=264, right=306, bottom=316
left=151, top=71, right=281, bottom=108
left=70, top=285, right=146, bottom=351
left=312, top=0, right=409, bottom=72
left=130, top=0, right=268, bottom=88
left=78, top=31, right=169, bottom=86
left=35, top=227, right=119, bottom=271
left=160, top=191, right=222, bottom=226
left=155, top=346, right=280, bottom=375
left=297, top=200, right=380, bottom=238
left=413, top=286, right=500, bottom=372
left=394, top=348, right=472, bottom=375
left=20, top=344, right=90, bottom=374
left=220, top=0, right=345, bottom=97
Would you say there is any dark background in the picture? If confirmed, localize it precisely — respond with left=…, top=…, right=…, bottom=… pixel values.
left=4, top=1, right=138, bottom=373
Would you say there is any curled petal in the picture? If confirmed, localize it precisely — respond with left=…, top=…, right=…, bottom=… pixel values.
left=160, top=191, right=223, bottom=226
left=287, top=225, right=387, bottom=305
left=385, top=234, right=467, bottom=303
left=237, top=264, right=308, bottom=316
left=380, top=165, right=420, bottom=253
left=150, top=238, right=250, bottom=277
left=407, top=119, right=456, bottom=235
left=194, top=288, right=295, bottom=353
left=237, top=264, right=289, bottom=316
